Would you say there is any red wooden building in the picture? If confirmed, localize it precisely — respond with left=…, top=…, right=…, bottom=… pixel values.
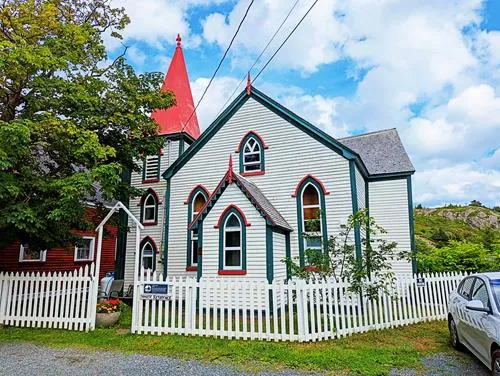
left=0, top=207, right=117, bottom=280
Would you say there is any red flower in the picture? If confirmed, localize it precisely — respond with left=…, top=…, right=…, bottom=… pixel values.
left=107, top=299, right=120, bottom=305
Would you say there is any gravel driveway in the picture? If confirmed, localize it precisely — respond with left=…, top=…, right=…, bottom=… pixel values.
left=0, top=342, right=490, bottom=375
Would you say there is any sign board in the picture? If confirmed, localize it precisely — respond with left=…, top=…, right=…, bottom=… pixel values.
left=144, top=284, right=169, bottom=294
left=416, top=277, right=426, bottom=287
left=141, top=284, right=171, bottom=300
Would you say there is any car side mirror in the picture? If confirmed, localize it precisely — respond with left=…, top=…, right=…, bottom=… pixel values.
left=466, top=300, right=490, bottom=313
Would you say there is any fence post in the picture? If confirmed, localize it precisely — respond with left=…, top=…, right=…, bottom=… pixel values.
left=0, top=274, right=7, bottom=326
left=295, top=279, right=306, bottom=342
left=131, top=224, right=141, bottom=334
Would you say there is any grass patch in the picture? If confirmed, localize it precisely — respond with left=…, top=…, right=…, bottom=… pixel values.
left=0, top=309, right=453, bottom=376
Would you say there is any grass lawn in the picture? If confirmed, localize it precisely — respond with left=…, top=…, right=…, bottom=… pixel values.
left=0, top=306, right=454, bottom=375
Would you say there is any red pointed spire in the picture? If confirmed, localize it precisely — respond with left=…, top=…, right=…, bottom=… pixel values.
left=151, top=34, right=201, bottom=139
left=228, top=154, right=233, bottom=184
left=246, top=72, right=251, bottom=95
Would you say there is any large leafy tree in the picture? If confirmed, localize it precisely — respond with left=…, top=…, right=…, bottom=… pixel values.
left=0, top=0, right=174, bottom=250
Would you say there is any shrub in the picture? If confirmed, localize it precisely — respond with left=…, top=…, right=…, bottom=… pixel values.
left=417, top=240, right=500, bottom=273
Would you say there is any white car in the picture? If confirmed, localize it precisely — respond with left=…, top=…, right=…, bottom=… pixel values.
left=448, top=272, right=500, bottom=375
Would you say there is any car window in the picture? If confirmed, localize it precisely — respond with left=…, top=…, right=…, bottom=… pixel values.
left=459, top=277, right=475, bottom=300
left=471, top=279, right=490, bottom=310
left=490, top=279, right=500, bottom=312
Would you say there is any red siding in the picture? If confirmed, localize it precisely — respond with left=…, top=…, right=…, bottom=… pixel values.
left=0, top=210, right=117, bottom=280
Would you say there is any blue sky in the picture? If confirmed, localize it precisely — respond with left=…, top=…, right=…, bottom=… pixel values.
left=107, top=0, right=500, bottom=208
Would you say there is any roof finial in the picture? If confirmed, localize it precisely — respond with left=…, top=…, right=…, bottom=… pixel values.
left=228, top=154, right=233, bottom=183
left=246, top=72, right=251, bottom=95
left=176, top=33, right=181, bottom=47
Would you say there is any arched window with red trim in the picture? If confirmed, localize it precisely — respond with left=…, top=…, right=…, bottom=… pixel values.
left=140, top=189, right=160, bottom=225
left=186, top=185, right=209, bottom=270
left=139, top=237, right=157, bottom=271
left=237, top=131, right=267, bottom=176
left=295, top=176, right=329, bottom=266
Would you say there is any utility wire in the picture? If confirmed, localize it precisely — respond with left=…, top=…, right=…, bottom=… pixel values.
left=181, top=0, right=255, bottom=132
left=253, top=0, right=319, bottom=84
left=215, top=0, right=301, bottom=117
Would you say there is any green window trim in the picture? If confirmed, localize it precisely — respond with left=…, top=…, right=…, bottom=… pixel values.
left=407, top=176, right=417, bottom=273
left=349, top=160, right=362, bottom=261
left=218, top=206, right=248, bottom=272
left=295, top=176, right=328, bottom=267
left=238, top=131, right=266, bottom=175
left=186, top=186, right=209, bottom=269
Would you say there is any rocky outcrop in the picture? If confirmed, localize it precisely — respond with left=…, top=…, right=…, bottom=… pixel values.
left=418, top=207, right=499, bottom=230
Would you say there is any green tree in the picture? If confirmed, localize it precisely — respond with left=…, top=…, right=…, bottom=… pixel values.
left=469, top=200, right=483, bottom=207
left=0, top=0, right=174, bottom=251
left=417, top=240, right=500, bottom=273
left=284, top=209, right=405, bottom=300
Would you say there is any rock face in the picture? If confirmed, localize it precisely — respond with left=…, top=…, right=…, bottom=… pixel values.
left=420, top=207, right=499, bottom=230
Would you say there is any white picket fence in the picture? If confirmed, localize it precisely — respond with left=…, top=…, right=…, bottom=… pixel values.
left=132, top=271, right=465, bottom=342
left=0, top=264, right=97, bottom=331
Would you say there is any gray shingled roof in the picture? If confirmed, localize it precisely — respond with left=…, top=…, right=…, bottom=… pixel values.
left=338, top=128, right=415, bottom=175
left=236, top=175, right=293, bottom=232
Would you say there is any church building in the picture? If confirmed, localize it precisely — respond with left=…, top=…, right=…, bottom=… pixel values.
left=123, top=35, right=416, bottom=285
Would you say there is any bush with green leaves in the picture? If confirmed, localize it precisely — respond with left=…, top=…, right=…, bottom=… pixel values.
left=417, top=240, right=500, bottom=273
left=284, top=209, right=407, bottom=300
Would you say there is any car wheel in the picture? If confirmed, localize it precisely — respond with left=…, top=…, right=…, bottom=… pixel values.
left=492, top=349, right=500, bottom=376
left=448, top=317, right=462, bottom=350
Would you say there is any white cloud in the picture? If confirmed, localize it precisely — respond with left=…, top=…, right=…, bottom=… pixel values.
left=414, top=164, right=500, bottom=207
left=403, top=84, right=500, bottom=164
left=106, top=0, right=231, bottom=52
left=202, top=0, right=345, bottom=73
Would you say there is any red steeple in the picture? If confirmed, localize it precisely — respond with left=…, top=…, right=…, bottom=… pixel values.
left=151, top=34, right=201, bottom=139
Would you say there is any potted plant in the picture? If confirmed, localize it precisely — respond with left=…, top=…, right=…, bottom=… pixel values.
left=95, top=299, right=122, bottom=327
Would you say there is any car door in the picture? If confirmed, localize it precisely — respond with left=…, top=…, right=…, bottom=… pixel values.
left=453, top=277, right=475, bottom=346
left=466, top=278, right=494, bottom=363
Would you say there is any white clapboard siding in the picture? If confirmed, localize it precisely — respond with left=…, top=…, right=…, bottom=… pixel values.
left=132, top=270, right=465, bottom=342
left=273, top=232, right=287, bottom=283
left=202, top=184, right=267, bottom=279
left=368, top=178, right=412, bottom=274
left=124, top=140, right=180, bottom=286
left=168, top=98, right=356, bottom=278
left=0, top=265, right=96, bottom=331
left=355, top=165, right=366, bottom=210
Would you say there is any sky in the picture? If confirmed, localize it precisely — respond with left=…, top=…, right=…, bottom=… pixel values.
left=106, top=0, right=500, bottom=208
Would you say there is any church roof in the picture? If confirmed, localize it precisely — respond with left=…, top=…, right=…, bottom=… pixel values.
left=189, top=157, right=292, bottom=232
left=151, top=34, right=201, bottom=140
left=163, top=86, right=414, bottom=181
left=338, top=129, right=415, bottom=176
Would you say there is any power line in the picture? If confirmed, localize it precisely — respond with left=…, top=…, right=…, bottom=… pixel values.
left=181, top=0, right=255, bottom=132
left=253, top=0, right=319, bottom=84
left=215, top=0, right=301, bottom=117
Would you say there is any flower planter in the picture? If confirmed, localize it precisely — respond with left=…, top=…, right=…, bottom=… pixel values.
left=95, top=311, right=121, bottom=328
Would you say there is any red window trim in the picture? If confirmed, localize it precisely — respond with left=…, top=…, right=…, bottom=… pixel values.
left=143, top=222, right=158, bottom=227
left=214, top=204, right=251, bottom=228
left=218, top=270, right=247, bottom=276
left=241, top=171, right=265, bottom=177
left=142, top=179, right=160, bottom=184
left=184, top=184, right=210, bottom=204
left=140, top=188, right=162, bottom=205
left=141, top=236, right=159, bottom=254
left=185, top=266, right=197, bottom=272
left=235, top=130, right=269, bottom=153
left=291, top=174, right=330, bottom=197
